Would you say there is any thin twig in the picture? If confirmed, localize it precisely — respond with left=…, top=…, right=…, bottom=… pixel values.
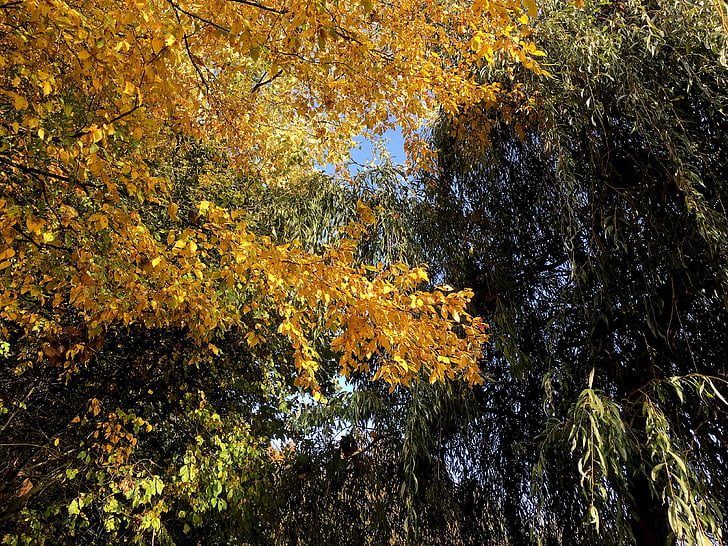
left=227, top=0, right=288, bottom=15
left=251, top=69, right=283, bottom=93
left=0, top=157, right=71, bottom=183
left=70, top=103, right=143, bottom=139
left=167, top=0, right=231, bottom=32
left=183, top=32, right=211, bottom=94
left=12, top=225, right=72, bottom=252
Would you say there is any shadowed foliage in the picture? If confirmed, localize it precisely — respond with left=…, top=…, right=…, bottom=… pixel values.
left=409, top=0, right=728, bottom=542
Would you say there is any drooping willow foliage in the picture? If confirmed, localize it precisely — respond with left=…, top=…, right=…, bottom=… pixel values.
left=238, top=1, right=728, bottom=543
left=408, top=0, right=728, bottom=543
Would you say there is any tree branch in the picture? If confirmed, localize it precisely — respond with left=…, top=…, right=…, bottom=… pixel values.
left=12, top=224, right=73, bottom=253
left=227, top=0, right=288, bottom=15
left=251, top=69, right=283, bottom=93
left=0, top=157, right=72, bottom=183
left=167, top=0, right=231, bottom=32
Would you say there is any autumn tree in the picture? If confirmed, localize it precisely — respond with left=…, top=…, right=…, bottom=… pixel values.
left=0, top=0, right=548, bottom=541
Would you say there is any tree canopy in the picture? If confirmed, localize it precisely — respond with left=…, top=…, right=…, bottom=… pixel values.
left=0, top=0, right=541, bottom=541
left=2, top=0, right=727, bottom=544
left=413, top=0, right=728, bottom=543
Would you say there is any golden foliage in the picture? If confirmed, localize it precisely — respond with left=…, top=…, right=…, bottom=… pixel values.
left=0, top=0, right=538, bottom=392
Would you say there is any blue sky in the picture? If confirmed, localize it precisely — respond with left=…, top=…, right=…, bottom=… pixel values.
left=320, top=125, right=407, bottom=175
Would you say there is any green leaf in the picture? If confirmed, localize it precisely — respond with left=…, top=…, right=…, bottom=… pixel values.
left=68, top=499, right=80, bottom=516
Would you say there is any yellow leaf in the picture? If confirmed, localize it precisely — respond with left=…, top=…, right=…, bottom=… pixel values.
left=26, top=216, right=44, bottom=235
left=13, top=93, right=28, bottom=110
left=88, top=213, right=108, bottom=231
left=168, top=201, right=179, bottom=222
left=357, top=201, right=375, bottom=224
left=0, top=248, right=15, bottom=260
left=524, top=0, right=538, bottom=17
left=245, top=332, right=259, bottom=347
left=152, top=37, right=165, bottom=54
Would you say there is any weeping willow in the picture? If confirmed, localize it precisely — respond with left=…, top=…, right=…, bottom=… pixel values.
left=410, top=0, right=728, bottom=543
left=235, top=1, right=728, bottom=544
